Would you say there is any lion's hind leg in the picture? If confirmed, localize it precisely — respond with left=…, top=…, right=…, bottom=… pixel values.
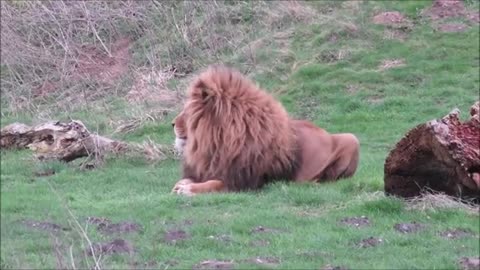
left=325, top=133, right=360, bottom=180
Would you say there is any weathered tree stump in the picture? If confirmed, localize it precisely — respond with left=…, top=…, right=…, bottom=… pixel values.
left=384, top=101, right=480, bottom=201
left=0, top=120, right=175, bottom=164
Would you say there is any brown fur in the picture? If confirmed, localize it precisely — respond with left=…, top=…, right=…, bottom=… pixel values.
left=171, top=65, right=359, bottom=195
left=176, top=65, right=301, bottom=191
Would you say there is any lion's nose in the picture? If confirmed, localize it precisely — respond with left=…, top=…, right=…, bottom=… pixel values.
left=171, top=123, right=175, bottom=127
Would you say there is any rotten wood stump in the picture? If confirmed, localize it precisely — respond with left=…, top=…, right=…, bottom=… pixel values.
left=0, top=120, right=175, bottom=164
left=384, top=101, right=480, bottom=201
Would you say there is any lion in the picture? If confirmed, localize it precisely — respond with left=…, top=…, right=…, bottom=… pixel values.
left=171, top=65, right=359, bottom=196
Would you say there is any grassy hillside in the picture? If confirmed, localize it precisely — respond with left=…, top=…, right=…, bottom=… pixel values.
left=1, top=1, right=479, bottom=269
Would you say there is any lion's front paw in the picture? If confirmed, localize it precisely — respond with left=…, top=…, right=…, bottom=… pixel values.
left=171, top=179, right=195, bottom=196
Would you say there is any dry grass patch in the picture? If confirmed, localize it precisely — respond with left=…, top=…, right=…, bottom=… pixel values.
left=406, top=193, right=480, bottom=215
left=378, top=58, right=406, bottom=71
left=125, top=68, right=181, bottom=106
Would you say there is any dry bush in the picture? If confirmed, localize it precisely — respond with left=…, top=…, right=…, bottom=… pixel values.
left=1, top=0, right=316, bottom=117
left=1, top=0, right=148, bottom=115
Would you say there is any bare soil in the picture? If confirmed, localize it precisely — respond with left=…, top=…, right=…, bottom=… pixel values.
left=86, top=216, right=142, bottom=234
left=423, top=0, right=479, bottom=24
left=424, top=0, right=467, bottom=20
left=394, top=222, right=426, bottom=234
left=192, top=260, right=234, bottom=270
left=439, top=228, right=476, bottom=239
left=86, top=238, right=134, bottom=256
left=373, top=11, right=410, bottom=27
left=164, top=229, right=190, bottom=245
left=459, top=257, right=480, bottom=270
left=339, top=216, right=370, bottom=228
left=356, top=237, right=384, bottom=248
left=85, top=239, right=134, bottom=256
left=75, top=37, right=132, bottom=85
left=437, top=23, right=469, bottom=32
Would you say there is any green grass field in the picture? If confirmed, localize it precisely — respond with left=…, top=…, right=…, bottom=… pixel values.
left=1, top=1, right=479, bottom=269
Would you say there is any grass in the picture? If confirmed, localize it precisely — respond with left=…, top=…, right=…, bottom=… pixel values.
left=1, top=1, right=479, bottom=269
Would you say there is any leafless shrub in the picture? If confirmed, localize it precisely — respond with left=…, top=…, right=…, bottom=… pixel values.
left=1, top=0, right=148, bottom=114
left=1, top=0, right=316, bottom=118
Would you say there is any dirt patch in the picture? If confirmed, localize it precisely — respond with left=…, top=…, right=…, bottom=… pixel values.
left=250, top=239, right=270, bottom=247
left=339, top=216, right=370, bottom=228
left=86, top=238, right=134, bottom=257
left=439, top=228, right=476, bottom=239
left=86, top=217, right=142, bottom=234
left=322, top=264, right=349, bottom=270
left=394, top=222, right=426, bottom=234
left=243, top=257, right=280, bottom=266
left=22, top=220, right=69, bottom=233
left=379, top=59, right=406, bottom=71
left=423, top=0, right=466, bottom=20
left=192, top=260, right=234, bottom=270
left=74, top=37, right=132, bottom=85
left=436, top=23, right=469, bottom=32
left=373, top=11, right=410, bottom=27
left=459, top=257, right=480, bottom=270
left=164, top=229, right=190, bottom=245
left=423, top=0, right=479, bottom=24
left=356, top=237, right=384, bottom=248
left=251, top=226, right=286, bottom=234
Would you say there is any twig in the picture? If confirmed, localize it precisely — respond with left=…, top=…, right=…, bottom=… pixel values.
left=46, top=180, right=102, bottom=270
left=82, top=2, right=112, bottom=57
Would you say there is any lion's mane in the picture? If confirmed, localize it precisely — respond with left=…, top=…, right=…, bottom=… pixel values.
left=181, top=65, right=301, bottom=191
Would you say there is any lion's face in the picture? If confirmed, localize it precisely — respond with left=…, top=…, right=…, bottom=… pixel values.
left=172, top=111, right=187, bottom=153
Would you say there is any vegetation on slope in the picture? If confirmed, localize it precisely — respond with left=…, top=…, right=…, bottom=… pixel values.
left=1, top=1, right=479, bottom=269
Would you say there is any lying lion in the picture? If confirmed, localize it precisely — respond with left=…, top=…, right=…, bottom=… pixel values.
left=171, top=65, right=359, bottom=196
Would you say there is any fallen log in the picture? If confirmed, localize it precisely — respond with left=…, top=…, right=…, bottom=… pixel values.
left=0, top=120, right=176, bottom=164
left=384, top=101, right=480, bottom=201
